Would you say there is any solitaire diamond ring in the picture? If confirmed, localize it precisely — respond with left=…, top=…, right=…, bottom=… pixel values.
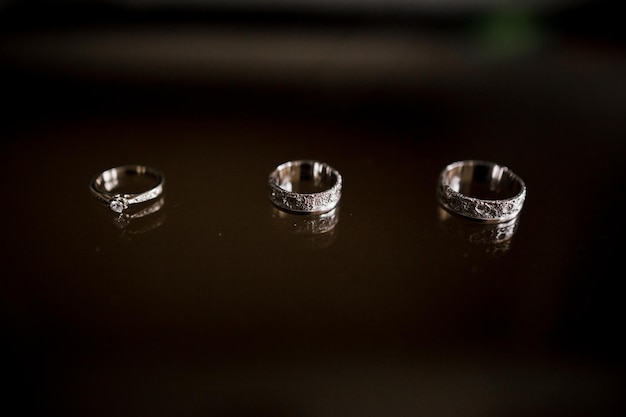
left=268, top=160, right=342, bottom=214
left=437, top=160, right=526, bottom=223
left=90, top=165, right=164, bottom=214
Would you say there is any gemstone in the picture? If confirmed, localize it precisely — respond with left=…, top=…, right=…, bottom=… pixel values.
left=109, top=196, right=128, bottom=213
left=110, top=201, right=124, bottom=213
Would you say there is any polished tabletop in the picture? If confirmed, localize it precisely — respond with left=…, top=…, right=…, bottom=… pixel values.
left=1, top=5, right=625, bottom=416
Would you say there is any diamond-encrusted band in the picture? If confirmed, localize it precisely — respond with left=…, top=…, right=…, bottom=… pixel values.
left=90, top=165, right=165, bottom=214
left=437, top=160, right=526, bottom=223
left=268, top=160, right=342, bottom=214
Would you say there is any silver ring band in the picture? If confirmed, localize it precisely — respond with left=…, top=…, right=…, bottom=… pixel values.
left=268, top=160, right=342, bottom=214
left=90, top=165, right=165, bottom=213
left=437, top=160, right=526, bottom=223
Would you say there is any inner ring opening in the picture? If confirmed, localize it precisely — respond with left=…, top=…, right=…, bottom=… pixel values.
left=95, top=166, right=160, bottom=194
left=444, top=162, right=522, bottom=200
left=275, top=161, right=337, bottom=194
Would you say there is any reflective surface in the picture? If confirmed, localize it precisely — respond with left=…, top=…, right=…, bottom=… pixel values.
left=2, top=7, right=625, bottom=417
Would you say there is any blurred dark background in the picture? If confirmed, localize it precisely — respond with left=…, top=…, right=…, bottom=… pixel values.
left=1, top=0, right=623, bottom=127
left=1, top=1, right=625, bottom=416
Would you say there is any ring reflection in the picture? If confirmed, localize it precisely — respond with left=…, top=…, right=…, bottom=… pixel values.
left=97, top=196, right=166, bottom=238
left=270, top=206, right=340, bottom=250
left=438, top=206, right=519, bottom=256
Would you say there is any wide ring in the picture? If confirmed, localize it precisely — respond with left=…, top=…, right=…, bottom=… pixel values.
left=90, top=165, right=165, bottom=213
left=268, top=160, right=342, bottom=214
left=437, top=160, right=526, bottom=223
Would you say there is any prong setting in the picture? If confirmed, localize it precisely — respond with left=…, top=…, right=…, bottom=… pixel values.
left=109, top=195, right=129, bottom=213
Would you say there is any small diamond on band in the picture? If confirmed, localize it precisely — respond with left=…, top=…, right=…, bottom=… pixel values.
left=109, top=195, right=129, bottom=213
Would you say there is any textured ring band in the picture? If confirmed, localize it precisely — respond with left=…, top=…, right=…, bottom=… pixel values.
left=437, top=160, right=526, bottom=223
left=90, top=165, right=164, bottom=213
left=268, top=160, right=342, bottom=213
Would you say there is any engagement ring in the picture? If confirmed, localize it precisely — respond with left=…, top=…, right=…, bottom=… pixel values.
left=90, top=165, right=164, bottom=214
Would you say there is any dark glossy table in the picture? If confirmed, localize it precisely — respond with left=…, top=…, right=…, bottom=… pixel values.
left=2, top=15, right=625, bottom=416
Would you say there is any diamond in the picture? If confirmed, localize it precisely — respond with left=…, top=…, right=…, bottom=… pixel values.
left=109, top=195, right=128, bottom=213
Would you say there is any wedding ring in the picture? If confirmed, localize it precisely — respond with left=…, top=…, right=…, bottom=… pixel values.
left=437, top=160, right=526, bottom=223
left=268, top=160, right=342, bottom=213
left=90, top=165, right=164, bottom=213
